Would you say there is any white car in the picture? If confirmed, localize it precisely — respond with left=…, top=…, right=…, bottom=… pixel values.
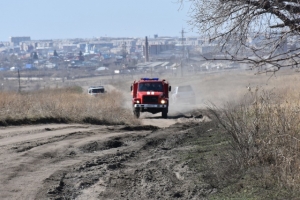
left=88, top=86, right=105, bottom=96
left=171, top=85, right=196, bottom=105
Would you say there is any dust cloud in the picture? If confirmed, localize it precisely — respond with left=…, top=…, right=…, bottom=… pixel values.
left=115, top=68, right=300, bottom=119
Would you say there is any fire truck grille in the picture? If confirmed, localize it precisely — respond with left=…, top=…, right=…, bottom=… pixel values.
left=143, top=96, right=159, bottom=103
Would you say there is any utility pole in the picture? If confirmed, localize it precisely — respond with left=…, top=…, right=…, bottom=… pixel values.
left=18, top=69, right=21, bottom=93
left=122, top=40, right=127, bottom=67
left=145, top=36, right=149, bottom=62
left=181, top=28, right=185, bottom=58
left=180, top=28, right=186, bottom=77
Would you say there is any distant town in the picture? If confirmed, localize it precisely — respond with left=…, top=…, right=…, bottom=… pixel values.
left=0, top=35, right=239, bottom=73
left=0, top=33, right=291, bottom=83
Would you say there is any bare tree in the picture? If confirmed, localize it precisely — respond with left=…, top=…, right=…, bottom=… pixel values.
left=180, top=0, right=300, bottom=72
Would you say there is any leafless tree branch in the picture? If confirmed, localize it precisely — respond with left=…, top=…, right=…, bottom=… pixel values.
left=179, top=0, right=300, bottom=71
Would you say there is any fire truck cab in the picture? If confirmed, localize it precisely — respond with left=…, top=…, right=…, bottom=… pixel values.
left=131, top=78, right=171, bottom=118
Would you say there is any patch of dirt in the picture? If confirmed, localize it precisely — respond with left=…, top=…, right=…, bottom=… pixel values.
left=0, top=113, right=209, bottom=199
left=79, top=138, right=124, bottom=153
left=0, top=117, right=70, bottom=126
left=120, top=125, right=160, bottom=131
left=32, top=119, right=233, bottom=200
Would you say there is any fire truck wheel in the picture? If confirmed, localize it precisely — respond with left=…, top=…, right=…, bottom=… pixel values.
left=162, top=109, right=168, bottom=118
left=133, top=109, right=140, bottom=118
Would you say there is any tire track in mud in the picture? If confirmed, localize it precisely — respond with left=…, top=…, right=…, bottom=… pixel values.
left=0, top=110, right=211, bottom=200
left=35, top=121, right=215, bottom=200
left=0, top=124, right=87, bottom=137
left=11, top=131, right=95, bottom=153
left=0, top=125, right=98, bottom=148
left=0, top=124, right=159, bottom=200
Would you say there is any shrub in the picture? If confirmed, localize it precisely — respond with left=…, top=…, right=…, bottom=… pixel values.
left=209, top=87, right=300, bottom=190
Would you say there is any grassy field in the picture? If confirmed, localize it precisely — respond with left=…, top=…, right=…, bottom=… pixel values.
left=0, top=86, right=139, bottom=126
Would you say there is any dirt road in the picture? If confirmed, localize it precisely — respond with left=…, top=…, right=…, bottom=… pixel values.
left=0, top=110, right=211, bottom=200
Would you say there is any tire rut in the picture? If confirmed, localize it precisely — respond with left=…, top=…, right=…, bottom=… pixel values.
left=36, top=122, right=214, bottom=200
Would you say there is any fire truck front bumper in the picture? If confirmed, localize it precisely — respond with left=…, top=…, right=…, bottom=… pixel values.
left=134, top=104, right=167, bottom=108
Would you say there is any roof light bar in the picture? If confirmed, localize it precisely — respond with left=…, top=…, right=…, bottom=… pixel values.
left=141, top=78, right=159, bottom=80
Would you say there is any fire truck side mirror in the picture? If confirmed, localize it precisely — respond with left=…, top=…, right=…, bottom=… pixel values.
left=169, top=86, right=171, bottom=91
left=130, top=85, right=132, bottom=91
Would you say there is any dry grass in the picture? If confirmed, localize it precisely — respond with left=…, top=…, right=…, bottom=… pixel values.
left=209, top=86, right=300, bottom=190
left=0, top=86, right=139, bottom=126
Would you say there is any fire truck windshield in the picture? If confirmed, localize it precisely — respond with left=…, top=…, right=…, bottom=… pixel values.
left=138, top=82, right=163, bottom=92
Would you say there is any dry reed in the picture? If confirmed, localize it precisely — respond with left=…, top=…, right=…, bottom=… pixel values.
left=0, top=87, right=139, bottom=126
left=209, top=86, right=300, bottom=190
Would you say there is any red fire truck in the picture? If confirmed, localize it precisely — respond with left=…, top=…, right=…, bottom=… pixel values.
left=131, top=78, right=171, bottom=118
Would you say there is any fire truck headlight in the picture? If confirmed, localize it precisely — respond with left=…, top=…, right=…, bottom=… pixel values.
left=161, top=99, right=166, bottom=104
left=136, top=100, right=140, bottom=104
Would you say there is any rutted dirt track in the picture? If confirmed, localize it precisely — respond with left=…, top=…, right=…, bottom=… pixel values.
left=0, top=112, right=213, bottom=200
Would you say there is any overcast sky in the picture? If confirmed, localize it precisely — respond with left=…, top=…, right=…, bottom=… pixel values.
left=0, top=0, right=194, bottom=41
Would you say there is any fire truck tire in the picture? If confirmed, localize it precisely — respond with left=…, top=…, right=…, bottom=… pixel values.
left=162, top=109, right=168, bottom=118
left=133, top=109, right=140, bottom=118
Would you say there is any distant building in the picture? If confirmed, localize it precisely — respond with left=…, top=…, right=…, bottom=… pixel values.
left=276, top=38, right=288, bottom=55
left=9, top=36, right=31, bottom=46
left=59, top=44, right=77, bottom=51
left=85, top=43, right=90, bottom=53
left=77, top=42, right=113, bottom=52
left=19, top=40, right=53, bottom=52
left=145, top=44, right=175, bottom=56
